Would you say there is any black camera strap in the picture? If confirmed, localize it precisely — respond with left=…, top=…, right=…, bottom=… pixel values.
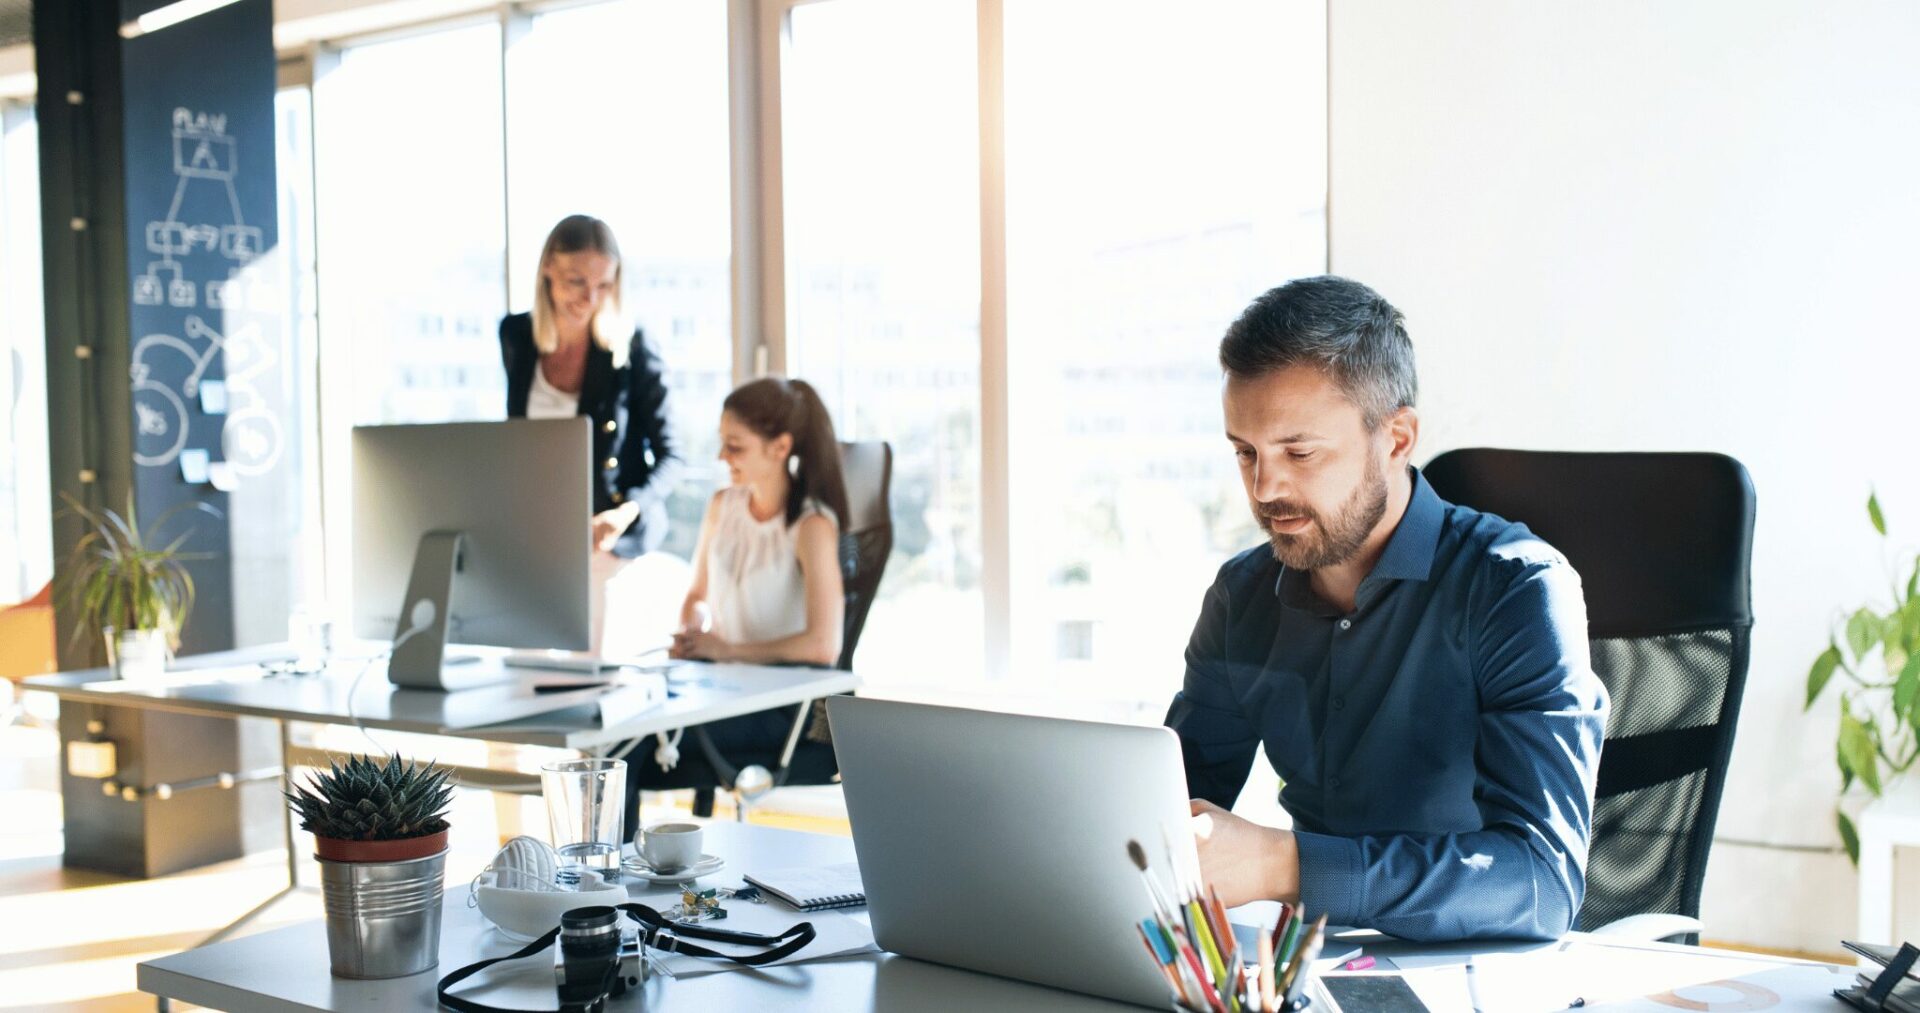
left=438, top=902, right=818, bottom=1013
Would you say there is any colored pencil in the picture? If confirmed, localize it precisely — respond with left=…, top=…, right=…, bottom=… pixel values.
left=1258, top=922, right=1277, bottom=1011
left=1138, top=922, right=1189, bottom=1007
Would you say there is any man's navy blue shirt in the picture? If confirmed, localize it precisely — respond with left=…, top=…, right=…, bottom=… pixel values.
left=1166, top=468, right=1608, bottom=941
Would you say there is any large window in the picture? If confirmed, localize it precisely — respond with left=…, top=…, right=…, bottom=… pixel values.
left=314, top=21, right=508, bottom=429
left=0, top=99, right=50, bottom=604
left=283, top=0, right=1326, bottom=694
left=1001, top=1, right=1328, bottom=705
left=224, top=83, right=326, bottom=646
left=782, top=0, right=985, bottom=688
left=504, top=0, right=733, bottom=559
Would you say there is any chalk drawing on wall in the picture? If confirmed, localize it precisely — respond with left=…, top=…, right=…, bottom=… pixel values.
left=133, top=108, right=265, bottom=309
left=130, top=315, right=282, bottom=476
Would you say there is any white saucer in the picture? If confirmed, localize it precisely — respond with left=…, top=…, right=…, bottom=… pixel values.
left=622, top=853, right=724, bottom=884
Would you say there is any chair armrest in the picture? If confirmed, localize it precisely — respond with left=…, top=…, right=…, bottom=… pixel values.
left=1588, top=913, right=1706, bottom=942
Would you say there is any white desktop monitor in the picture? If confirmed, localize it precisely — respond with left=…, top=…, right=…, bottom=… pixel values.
left=351, top=419, right=592, bottom=689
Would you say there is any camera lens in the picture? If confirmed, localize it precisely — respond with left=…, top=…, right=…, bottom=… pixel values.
left=560, top=905, right=619, bottom=941
left=557, top=906, right=622, bottom=1011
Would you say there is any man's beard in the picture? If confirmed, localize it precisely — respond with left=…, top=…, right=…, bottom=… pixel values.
left=1253, top=447, right=1390, bottom=571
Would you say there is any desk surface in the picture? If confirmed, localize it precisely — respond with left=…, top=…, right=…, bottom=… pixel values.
left=138, top=822, right=1138, bottom=1013
left=139, top=823, right=1853, bottom=1013
left=24, top=645, right=860, bottom=750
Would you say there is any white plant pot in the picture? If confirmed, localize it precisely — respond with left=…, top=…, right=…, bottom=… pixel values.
left=108, top=628, right=170, bottom=681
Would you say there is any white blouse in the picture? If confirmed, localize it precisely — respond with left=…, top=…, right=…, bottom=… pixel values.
left=706, top=485, right=838, bottom=645
left=526, top=363, right=579, bottom=421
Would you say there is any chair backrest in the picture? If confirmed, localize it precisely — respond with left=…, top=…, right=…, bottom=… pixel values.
left=0, top=581, right=58, bottom=681
left=836, top=441, right=894, bottom=671
left=1422, top=449, right=1755, bottom=934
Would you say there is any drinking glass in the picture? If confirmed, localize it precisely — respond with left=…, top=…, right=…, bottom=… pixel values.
left=540, top=758, right=627, bottom=877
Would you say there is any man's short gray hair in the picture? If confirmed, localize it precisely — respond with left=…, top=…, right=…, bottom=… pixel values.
left=1219, top=276, right=1417, bottom=430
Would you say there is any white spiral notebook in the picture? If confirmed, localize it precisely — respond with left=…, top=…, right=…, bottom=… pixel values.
left=743, top=861, right=867, bottom=912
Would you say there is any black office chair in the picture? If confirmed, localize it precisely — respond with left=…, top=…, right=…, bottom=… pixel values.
left=628, top=441, right=893, bottom=824
left=1423, top=449, right=1755, bottom=942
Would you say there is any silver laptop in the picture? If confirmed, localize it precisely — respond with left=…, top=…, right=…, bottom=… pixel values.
left=828, top=697, right=1200, bottom=1009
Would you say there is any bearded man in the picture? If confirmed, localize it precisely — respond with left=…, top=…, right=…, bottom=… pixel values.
left=1166, top=276, right=1609, bottom=941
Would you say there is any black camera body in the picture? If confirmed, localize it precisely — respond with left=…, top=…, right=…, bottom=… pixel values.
left=552, top=906, right=643, bottom=1013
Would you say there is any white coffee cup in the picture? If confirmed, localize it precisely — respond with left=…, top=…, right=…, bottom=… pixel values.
left=637, top=821, right=703, bottom=873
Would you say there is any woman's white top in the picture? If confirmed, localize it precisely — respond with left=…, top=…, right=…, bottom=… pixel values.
left=706, top=485, right=838, bottom=645
left=526, top=362, right=580, bottom=420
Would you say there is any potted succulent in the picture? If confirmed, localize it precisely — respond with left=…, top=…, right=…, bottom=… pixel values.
left=57, top=493, right=213, bottom=679
left=1806, top=491, right=1920, bottom=863
left=285, top=754, right=456, bottom=978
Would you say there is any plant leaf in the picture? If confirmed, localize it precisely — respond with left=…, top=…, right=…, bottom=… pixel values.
left=1846, top=608, right=1880, bottom=661
left=1898, top=652, right=1920, bottom=722
left=1807, top=644, right=1842, bottom=709
left=1838, top=810, right=1860, bottom=866
left=1869, top=491, right=1887, bottom=536
left=1840, top=709, right=1882, bottom=795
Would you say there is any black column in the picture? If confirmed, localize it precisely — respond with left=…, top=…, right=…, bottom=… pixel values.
left=35, top=0, right=135, bottom=669
left=37, top=0, right=284, bottom=877
left=37, top=0, right=280, bottom=660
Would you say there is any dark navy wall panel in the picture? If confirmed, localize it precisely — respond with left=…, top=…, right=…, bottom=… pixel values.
left=118, top=0, right=278, bottom=654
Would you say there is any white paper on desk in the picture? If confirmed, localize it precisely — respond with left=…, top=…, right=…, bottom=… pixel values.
left=1343, top=940, right=1845, bottom=1013
left=1577, top=957, right=1855, bottom=1011
left=596, top=673, right=668, bottom=727
left=651, top=907, right=877, bottom=978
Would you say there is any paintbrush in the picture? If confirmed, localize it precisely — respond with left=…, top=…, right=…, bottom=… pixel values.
left=1128, top=839, right=1181, bottom=928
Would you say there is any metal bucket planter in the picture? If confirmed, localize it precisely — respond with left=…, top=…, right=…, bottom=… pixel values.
left=315, top=830, right=448, bottom=979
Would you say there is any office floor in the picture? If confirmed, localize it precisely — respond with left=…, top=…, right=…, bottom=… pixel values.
left=0, top=714, right=850, bottom=1012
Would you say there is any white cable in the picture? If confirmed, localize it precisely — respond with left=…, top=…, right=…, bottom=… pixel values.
left=343, top=601, right=437, bottom=755
left=654, top=728, right=684, bottom=772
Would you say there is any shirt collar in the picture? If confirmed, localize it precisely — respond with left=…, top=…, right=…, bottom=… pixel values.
left=1271, top=466, right=1446, bottom=607
left=1368, top=466, right=1445, bottom=584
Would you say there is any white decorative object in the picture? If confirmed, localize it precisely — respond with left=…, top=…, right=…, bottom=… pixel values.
left=1857, top=777, right=1920, bottom=957
left=487, top=835, right=561, bottom=893
left=473, top=868, right=625, bottom=942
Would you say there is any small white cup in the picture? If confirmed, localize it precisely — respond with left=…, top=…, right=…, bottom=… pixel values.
left=636, top=821, right=703, bottom=873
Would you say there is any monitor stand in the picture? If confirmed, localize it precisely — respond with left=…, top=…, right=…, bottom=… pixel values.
left=388, top=530, right=513, bottom=691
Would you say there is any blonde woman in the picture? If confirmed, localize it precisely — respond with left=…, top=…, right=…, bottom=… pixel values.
left=499, top=214, right=677, bottom=652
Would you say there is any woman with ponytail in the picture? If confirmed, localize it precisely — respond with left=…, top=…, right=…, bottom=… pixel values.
left=668, top=377, right=849, bottom=666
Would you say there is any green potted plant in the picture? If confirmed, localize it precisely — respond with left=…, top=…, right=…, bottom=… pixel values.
left=57, top=493, right=212, bottom=679
left=1806, top=491, right=1920, bottom=863
left=285, top=754, right=455, bottom=978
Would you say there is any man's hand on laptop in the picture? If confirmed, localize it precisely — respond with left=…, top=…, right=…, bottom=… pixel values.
left=1188, top=798, right=1299, bottom=908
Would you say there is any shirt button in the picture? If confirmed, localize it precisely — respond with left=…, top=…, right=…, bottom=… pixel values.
left=604, top=457, right=619, bottom=470
left=1329, top=776, right=1343, bottom=790
left=1332, top=696, right=1345, bottom=711
left=603, top=420, right=617, bottom=433
left=1338, top=618, right=1352, bottom=630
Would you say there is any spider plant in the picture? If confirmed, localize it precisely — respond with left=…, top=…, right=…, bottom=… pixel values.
left=58, top=492, right=217, bottom=654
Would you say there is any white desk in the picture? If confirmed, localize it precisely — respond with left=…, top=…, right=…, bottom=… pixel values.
left=139, top=823, right=1855, bottom=1013
left=27, top=646, right=858, bottom=941
left=23, top=644, right=860, bottom=751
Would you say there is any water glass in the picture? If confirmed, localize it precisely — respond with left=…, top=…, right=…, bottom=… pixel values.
left=540, top=758, right=627, bottom=877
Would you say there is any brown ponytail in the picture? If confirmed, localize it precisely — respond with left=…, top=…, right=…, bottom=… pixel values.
left=722, top=377, right=851, bottom=529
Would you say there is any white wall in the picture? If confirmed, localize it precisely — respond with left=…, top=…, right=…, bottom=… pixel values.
left=1329, top=1, right=1920, bottom=953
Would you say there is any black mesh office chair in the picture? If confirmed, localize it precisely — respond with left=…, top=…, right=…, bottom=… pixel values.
left=627, top=441, right=892, bottom=824
left=1423, top=449, right=1755, bottom=942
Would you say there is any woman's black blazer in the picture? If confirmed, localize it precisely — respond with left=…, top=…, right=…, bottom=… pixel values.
left=499, top=312, right=676, bottom=557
